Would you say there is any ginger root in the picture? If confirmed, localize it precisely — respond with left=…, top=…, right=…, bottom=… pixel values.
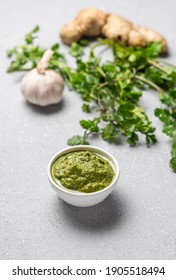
left=102, top=14, right=133, bottom=43
left=102, top=15, right=167, bottom=51
left=60, top=8, right=167, bottom=51
left=60, top=8, right=107, bottom=45
left=60, top=20, right=83, bottom=45
left=75, top=8, right=107, bottom=37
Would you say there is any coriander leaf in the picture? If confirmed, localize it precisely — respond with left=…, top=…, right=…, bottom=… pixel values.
left=170, top=137, right=176, bottom=172
left=82, top=103, right=91, bottom=113
left=67, top=135, right=89, bottom=146
left=127, top=132, right=139, bottom=146
left=79, top=39, right=89, bottom=46
left=51, top=43, right=60, bottom=51
left=25, top=25, right=40, bottom=44
left=159, top=89, right=176, bottom=107
left=170, top=157, right=176, bottom=172
left=69, top=42, right=84, bottom=57
left=144, top=42, right=163, bottom=57
left=163, top=125, right=174, bottom=138
left=102, top=123, right=118, bottom=140
left=80, top=120, right=99, bottom=133
left=154, top=108, right=171, bottom=123
left=146, top=133, right=157, bottom=146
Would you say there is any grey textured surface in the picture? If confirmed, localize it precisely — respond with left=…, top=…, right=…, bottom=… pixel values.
left=0, top=0, right=176, bottom=260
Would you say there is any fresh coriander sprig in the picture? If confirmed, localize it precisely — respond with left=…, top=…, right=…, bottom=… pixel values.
left=66, top=40, right=176, bottom=172
left=6, top=27, right=176, bottom=172
left=6, top=26, right=66, bottom=73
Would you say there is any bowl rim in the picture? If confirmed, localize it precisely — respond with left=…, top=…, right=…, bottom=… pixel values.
left=47, top=145, right=120, bottom=196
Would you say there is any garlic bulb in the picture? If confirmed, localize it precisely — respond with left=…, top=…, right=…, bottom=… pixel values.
left=21, top=49, right=64, bottom=106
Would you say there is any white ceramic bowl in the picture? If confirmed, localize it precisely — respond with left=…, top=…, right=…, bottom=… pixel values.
left=47, top=145, right=120, bottom=207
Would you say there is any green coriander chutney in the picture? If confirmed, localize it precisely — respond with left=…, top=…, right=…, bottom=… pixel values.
left=51, top=151, right=115, bottom=193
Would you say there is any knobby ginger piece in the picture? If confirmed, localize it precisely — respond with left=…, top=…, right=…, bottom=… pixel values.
left=102, top=14, right=133, bottom=43
left=128, top=29, right=147, bottom=47
left=60, top=20, right=83, bottom=45
left=135, top=26, right=167, bottom=51
left=103, top=14, right=167, bottom=51
left=60, top=8, right=167, bottom=51
left=75, top=8, right=107, bottom=37
left=60, top=8, right=107, bottom=44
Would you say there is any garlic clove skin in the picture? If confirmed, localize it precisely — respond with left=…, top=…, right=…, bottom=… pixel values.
left=21, top=68, right=64, bottom=106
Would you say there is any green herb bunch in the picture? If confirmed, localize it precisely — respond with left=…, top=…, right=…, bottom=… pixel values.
left=67, top=40, right=176, bottom=172
left=6, top=27, right=176, bottom=172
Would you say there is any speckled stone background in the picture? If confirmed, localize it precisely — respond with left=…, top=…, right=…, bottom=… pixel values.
left=0, top=0, right=176, bottom=260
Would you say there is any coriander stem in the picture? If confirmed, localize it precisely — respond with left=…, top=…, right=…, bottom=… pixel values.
left=96, top=67, right=106, bottom=77
left=7, top=68, right=32, bottom=73
left=148, top=59, right=170, bottom=74
left=97, top=93, right=105, bottom=110
left=97, top=82, right=108, bottom=90
left=135, top=75, right=162, bottom=92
